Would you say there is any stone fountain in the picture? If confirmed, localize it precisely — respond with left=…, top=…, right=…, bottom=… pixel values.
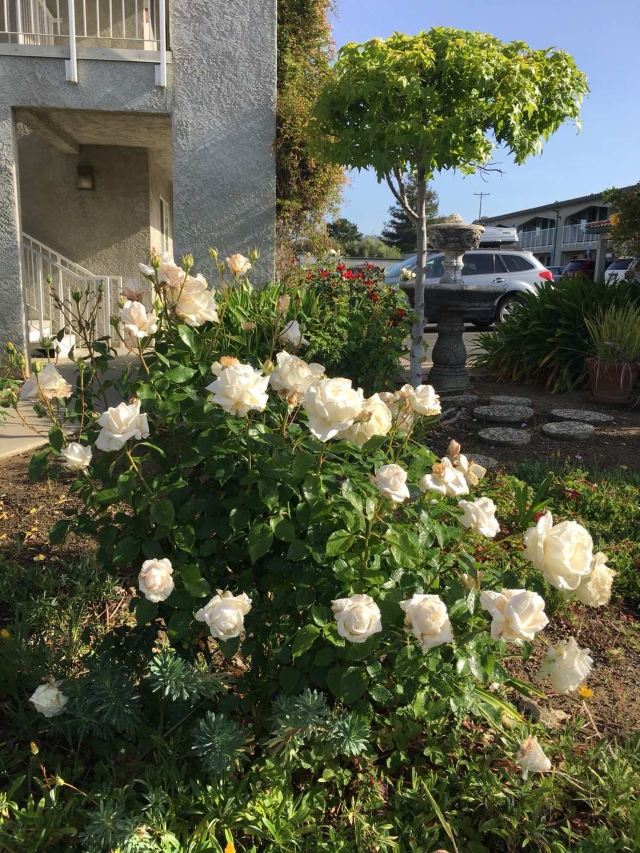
left=426, top=215, right=485, bottom=393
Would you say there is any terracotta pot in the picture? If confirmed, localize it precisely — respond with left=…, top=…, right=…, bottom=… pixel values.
left=586, top=357, right=639, bottom=403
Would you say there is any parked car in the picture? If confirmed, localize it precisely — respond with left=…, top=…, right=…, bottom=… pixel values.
left=563, top=257, right=595, bottom=279
left=388, top=249, right=553, bottom=326
left=547, top=265, right=566, bottom=280
left=605, top=257, right=636, bottom=283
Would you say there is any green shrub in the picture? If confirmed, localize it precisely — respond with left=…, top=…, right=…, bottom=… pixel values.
left=474, top=276, right=640, bottom=392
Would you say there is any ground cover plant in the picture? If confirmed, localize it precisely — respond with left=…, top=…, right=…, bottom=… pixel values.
left=0, top=252, right=636, bottom=851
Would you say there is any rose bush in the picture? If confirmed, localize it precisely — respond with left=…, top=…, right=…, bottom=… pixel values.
left=14, top=249, right=619, bottom=846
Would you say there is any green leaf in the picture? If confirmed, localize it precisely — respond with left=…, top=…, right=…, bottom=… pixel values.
left=177, top=324, right=196, bottom=351
left=271, top=516, right=296, bottom=542
left=327, top=665, right=368, bottom=704
left=325, top=529, right=355, bottom=556
left=248, top=522, right=274, bottom=563
left=48, top=426, right=64, bottom=452
left=180, top=564, right=211, bottom=598
left=291, top=624, right=321, bottom=658
left=369, top=684, right=393, bottom=705
left=112, top=536, right=141, bottom=566
left=167, top=610, right=192, bottom=641
left=49, top=519, right=71, bottom=545
left=28, top=447, right=51, bottom=482
left=151, top=499, right=175, bottom=528
left=136, top=597, right=158, bottom=625
left=163, top=365, right=197, bottom=384
left=286, top=539, right=308, bottom=561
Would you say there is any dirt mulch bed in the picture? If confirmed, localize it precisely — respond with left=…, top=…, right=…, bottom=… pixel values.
left=430, top=374, right=640, bottom=471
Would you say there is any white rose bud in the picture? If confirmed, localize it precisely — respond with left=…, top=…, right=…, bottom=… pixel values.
left=20, top=363, right=72, bottom=402
left=169, top=273, right=219, bottom=326
left=480, top=588, right=548, bottom=643
left=195, top=591, right=252, bottom=640
left=331, top=594, right=382, bottom=643
left=29, top=681, right=68, bottom=717
left=59, top=442, right=92, bottom=471
left=120, top=300, right=158, bottom=350
left=138, top=558, right=174, bottom=603
left=539, top=636, right=593, bottom=694
left=455, top=454, right=487, bottom=487
left=269, top=351, right=325, bottom=395
left=446, top=439, right=462, bottom=461
left=340, top=393, right=392, bottom=446
left=574, top=552, right=615, bottom=607
left=302, top=377, right=364, bottom=442
left=372, top=464, right=410, bottom=503
left=400, top=594, right=453, bottom=650
left=524, top=512, right=593, bottom=591
left=206, top=362, right=269, bottom=416
left=226, top=253, right=252, bottom=277
left=279, top=319, right=309, bottom=349
left=95, top=400, right=150, bottom=452
left=419, top=457, right=469, bottom=498
left=516, top=736, right=552, bottom=778
left=458, top=497, right=500, bottom=538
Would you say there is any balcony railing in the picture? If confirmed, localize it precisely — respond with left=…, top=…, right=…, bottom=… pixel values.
left=561, top=224, right=599, bottom=246
left=1, top=0, right=167, bottom=83
left=518, top=227, right=556, bottom=250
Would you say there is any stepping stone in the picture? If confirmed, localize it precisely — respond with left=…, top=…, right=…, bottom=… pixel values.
left=478, top=427, right=531, bottom=447
left=542, top=421, right=595, bottom=440
left=490, top=395, right=532, bottom=407
left=466, top=452, right=500, bottom=469
left=473, top=404, right=534, bottom=424
left=442, top=394, right=479, bottom=407
left=549, top=408, right=614, bottom=425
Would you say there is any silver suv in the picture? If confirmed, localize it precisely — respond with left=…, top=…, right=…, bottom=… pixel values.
left=386, top=249, right=553, bottom=326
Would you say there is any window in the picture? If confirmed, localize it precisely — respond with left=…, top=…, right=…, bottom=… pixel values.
left=608, top=258, right=633, bottom=271
left=159, top=197, right=171, bottom=255
left=500, top=254, right=535, bottom=273
left=425, top=256, right=444, bottom=279
left=461, top=253, right=494, bottom=276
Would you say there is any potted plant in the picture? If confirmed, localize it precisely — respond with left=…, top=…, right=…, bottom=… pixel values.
left=585, top=303, right=640, bottom=403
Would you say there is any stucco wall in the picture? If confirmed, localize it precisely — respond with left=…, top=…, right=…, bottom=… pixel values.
left=148, top=150, right=173, bottom=262
left=19, top=132, right=150, bottom=280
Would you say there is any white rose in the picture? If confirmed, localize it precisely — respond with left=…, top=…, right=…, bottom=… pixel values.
left=226, top=253, right=252, bottom=276
left=516, top=736, right=552, bottom=778
left=380, top=391, right=416, bottom=435
left=419, top=457, right=469, bottom=497
left=458, top=497, right=500, bottom=538
left=455, top=454, right=487, bottom=487
left=524, top=512, right=593, bottom=591
left=279, top=319, right=309, bottom=349
left=400, top=267, right=416, bottom=281
left=171, top=274, right=219, bottom=326
left=539, top=636, right=593, bottom=694
left=340, top=393, right=392, bottom=446
left=372, top=464, right=410, bottom=503
left=331, top=593, right=382, bottom=643
left=400, top=594, right=453, bottom=650
left=20, top=363, right=72, bottom=402
left=120, top=300, right=158, bottom=350
left=138, top=558, right=174, bottom=603
left=480, top=588, right=548, bottom=643
left=29, top=681, right=68, bottom=717
left=269, top=351, right=325, bottom=395
left=574, top=552, right=615, bottom=606
left=95, top=399, right=150, bottom=452
left=303, top=377, right=364, bottom=442
left=59, top=442, right=92, bottom=471
left=401, top=383, right=441, bottom=417
left=206, top=363, right=269, bottom=416
left=195, top=591, right=252, bottom=640
left=139, top=254, right=184, bottom=286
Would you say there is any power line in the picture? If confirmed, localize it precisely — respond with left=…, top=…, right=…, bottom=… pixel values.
left=474, top=192, right=491, bottom=219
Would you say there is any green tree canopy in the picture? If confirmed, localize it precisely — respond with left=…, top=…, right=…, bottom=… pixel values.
left=327, top=217, right=362, bottom=249
left=604, top=183, right=640, bottom=257
left=313, top=27, right=588, bottom=384
left=382, top=176, right=439, bottom=253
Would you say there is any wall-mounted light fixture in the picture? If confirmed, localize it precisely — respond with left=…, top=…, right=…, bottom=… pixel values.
left=77, top=164, right=95, bottom=191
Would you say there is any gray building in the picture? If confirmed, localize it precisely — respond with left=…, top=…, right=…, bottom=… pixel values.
left=1, top=0, right=277, bottom=355
left=480, top=188, right=630, bottom=276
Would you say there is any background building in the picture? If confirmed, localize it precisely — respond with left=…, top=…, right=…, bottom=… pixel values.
left=480, top=188, right=630, bottom=276
left=0, top=0, right=277, bottom=355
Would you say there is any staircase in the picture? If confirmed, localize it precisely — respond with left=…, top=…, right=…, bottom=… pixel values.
left=21, top=233, right=122, bottom=355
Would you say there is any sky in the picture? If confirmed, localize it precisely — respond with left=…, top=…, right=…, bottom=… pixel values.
left=331, top=0, right=640, bottom=235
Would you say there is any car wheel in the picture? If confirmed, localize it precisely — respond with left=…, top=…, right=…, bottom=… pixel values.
left=496, top=294, right=526, bottom=323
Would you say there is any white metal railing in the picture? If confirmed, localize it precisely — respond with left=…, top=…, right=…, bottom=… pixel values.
left=1, top=0, right=167, bottom=84
left=518, top=227, right=556, bottom=250
left=561, top=223, right=599, bottom=246
left=21, top=233, right=122, bottom=348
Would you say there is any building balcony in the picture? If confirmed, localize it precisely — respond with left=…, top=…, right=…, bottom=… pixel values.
left=518, top=226, right=556, bottom=250
left=561, top=223, right=599, bottom=247
left=0, top=0, right=168, bottom=84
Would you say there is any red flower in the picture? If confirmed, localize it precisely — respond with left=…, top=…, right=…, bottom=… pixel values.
left=369, top=291, right=380, bottom=302
left=395, top=308, right=407, bottom=319
left=336, top=262, right=346, bottom=272
left=343, top=269, right=355, bottom=280
left=319, top=269, right=329, bottom=278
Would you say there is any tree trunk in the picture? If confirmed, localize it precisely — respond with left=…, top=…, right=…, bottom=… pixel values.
left=409, top=168, right=427, bottom=386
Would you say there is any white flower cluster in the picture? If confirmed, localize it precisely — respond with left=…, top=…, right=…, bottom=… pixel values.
left=139, top=253, right=219, bottom=327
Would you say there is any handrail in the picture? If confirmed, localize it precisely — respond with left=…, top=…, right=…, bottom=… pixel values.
left=22, top=233, right=96, bottom=277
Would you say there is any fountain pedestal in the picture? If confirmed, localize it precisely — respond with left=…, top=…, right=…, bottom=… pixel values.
left=426, top=216, right=484, bottom=393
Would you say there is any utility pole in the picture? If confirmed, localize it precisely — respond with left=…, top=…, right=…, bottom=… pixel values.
left=474, top=192, right=490, bottom=220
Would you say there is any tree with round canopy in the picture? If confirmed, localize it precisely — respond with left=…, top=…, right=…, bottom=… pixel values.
left=313, top=27, right=588, bottom=385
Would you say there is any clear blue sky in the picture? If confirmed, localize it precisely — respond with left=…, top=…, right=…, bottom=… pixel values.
left=331, top=0, right=640, bottom=234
